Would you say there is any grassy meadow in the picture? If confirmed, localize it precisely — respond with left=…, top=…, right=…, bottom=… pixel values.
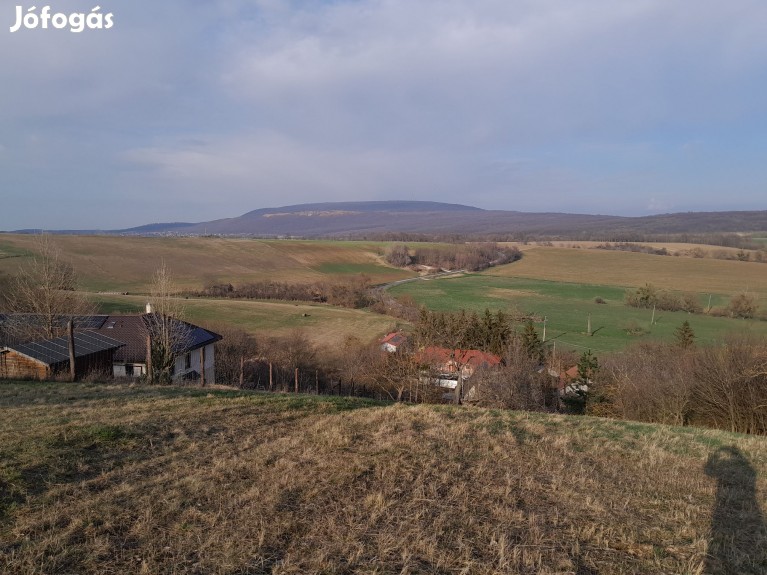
left=1, top=382, right=766, bottom=574
left=390, top=246, right=767, bottom=353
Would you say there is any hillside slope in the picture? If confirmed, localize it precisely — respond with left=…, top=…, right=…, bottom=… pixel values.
left=2, top=383, right=766, bottom=574
left=9, top=201, right=767, bottom=237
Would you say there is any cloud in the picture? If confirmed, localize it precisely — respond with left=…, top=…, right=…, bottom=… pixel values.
left=1, top=0, right=766, bottom=229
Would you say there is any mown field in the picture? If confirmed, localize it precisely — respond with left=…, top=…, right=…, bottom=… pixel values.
left=92, top=294, right=404, bottom=347
left=489, top=247, right=767, bottom=298
left=0, top=235, right=415, bottom=292
left=1, top=382, right=766, bottom=574
left=389, top=246, right=767, bottom=353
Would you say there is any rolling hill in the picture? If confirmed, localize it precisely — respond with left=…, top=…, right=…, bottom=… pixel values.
left=8, top=201, right=767, bottom=238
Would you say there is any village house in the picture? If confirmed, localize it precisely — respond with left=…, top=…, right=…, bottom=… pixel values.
left=94, top=313, right=222, bottom=383
left=418, top=346, right=502, bottom=389
left=0, top=312, right=222, bottom=383
left=379, top=331, right=408, bottom=353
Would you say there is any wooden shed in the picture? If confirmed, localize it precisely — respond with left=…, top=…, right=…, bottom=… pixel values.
left=0, top=332, right=125, bottom=381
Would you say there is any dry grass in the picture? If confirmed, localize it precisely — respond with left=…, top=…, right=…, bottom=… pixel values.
left=2, top=382, right=766, bottom=574
left=0, top=236, right=413, bottom=292
left=92, top=294, right=404, bottom=348
left=490, top=247, right=767, bottom=298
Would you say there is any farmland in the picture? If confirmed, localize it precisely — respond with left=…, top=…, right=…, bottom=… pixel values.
left=92, top=293, right=404, bottom=347
left=3, top=236, right=765, bottom=351
left=0, top=235, right=414, bottom=292
left=2, top=381, right=766, bottom=574
left=489, top=246, right=767, bottom=297
left=389, top=246, right=767, bottom=352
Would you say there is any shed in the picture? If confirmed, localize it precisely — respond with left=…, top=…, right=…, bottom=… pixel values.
left=0, top=332, right=125, bottom=380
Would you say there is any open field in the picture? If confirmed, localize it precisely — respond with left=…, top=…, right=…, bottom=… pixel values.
left=92, top=294, right=404, bottom=347
left=488, top=247, right=767, bottom=298
left=390, top=273, right=767, bottom=352
left=0, top=235, right=415, bottom=292
left=2, top=382, right=766, bottom=574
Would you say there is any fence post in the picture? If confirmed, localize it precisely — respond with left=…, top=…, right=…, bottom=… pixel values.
left=294, top=367, right=299, bottom=394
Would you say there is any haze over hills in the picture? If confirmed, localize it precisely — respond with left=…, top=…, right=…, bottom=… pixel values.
left=8, top=201, right=767, bottom=238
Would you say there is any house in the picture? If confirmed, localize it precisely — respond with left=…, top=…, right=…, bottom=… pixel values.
left=0, top=313, right=222, bottom=383
left=0, top=331, right=125, bottom=380
left=94, top=314, right=222, bottom=382
left=380, top=331, right=408, bottom=353
left=418, top=347, right=502, bottom=389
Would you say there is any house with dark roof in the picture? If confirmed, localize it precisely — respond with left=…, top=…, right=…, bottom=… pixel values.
left=95, top=314, right=222, bottom=382
left=0, top=313, right=222, bottom=383
left=0, top=331, right=125, bottom=380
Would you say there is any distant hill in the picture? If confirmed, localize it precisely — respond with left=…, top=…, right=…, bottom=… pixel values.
left=9, top=201, right=767, bottom=238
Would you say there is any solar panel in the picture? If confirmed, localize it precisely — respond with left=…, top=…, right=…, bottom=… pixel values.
left=10, top=332, right=125, bottom=366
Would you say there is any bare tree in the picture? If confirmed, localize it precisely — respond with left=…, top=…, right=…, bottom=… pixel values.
left=145, top=262, right=191, bottom=384
left=4, top=233, right=95, bottom=341
left=470, top=337, right=552, bottom=411
left=693, top=336, right=767, bottom=434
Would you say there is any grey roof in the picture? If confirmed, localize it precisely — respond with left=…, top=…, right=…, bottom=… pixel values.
left=4, top=332, right=125, bottom=366
left=0, top=314, right=108, bottom=330
left=95, top=314, right=222, bottom=363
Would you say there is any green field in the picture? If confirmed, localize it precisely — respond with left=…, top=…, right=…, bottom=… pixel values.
left=2, top=382, right=766, bottom=574
left=390, top=273, right=767, bottom=352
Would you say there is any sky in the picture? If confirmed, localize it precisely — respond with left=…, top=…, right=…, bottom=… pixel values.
left=1, top=0, right=766, bottom=230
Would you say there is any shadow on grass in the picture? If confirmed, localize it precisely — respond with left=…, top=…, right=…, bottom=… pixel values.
left=704, top=446, right=767, bottom=575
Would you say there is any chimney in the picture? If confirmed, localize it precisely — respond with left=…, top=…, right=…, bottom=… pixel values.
left=146, top=302, right=154, bottom=314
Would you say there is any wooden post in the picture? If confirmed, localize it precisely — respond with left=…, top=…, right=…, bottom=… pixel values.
left=294, top=367, right=299, bottom=393
left=587, top=314, right=592, bottom=336
left=67, top=320, right=76, bottom=382
left=269, top=362, right=273, bottom=391
left=146, top=334, right=153, bottom=384
left=315, top=370, right=319, bottom=395
left=239, top=356, right=244, bottom=388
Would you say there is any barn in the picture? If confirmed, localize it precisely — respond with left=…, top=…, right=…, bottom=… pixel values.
left=0, top=332, right=125, bottom=380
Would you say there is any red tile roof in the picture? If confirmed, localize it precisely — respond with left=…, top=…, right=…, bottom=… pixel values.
left=418, top=347, right=501, bottom=369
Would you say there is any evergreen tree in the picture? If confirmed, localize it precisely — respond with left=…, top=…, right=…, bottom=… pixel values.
left=520, top=320, right=543, bottom=363
left=576, top=350, right=599, bottom=384
left=674, top=320, right=696, bottom=349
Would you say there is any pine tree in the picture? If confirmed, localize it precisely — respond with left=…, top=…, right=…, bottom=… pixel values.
left=521, top=320, right=543, bottom=363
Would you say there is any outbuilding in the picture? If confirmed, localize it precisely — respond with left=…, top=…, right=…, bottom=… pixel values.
left=0, top=331, right=125, bottom=380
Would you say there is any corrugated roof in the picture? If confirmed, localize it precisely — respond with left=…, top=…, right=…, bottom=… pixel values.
left=6, top=332, right=125, bottom=366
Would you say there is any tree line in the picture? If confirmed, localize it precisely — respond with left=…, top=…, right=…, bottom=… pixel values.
left=384, top=243, right=521, bottom=271
left=195, top=275, right=373, bottom=309
left=624, top=283, right=761, bottom=319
